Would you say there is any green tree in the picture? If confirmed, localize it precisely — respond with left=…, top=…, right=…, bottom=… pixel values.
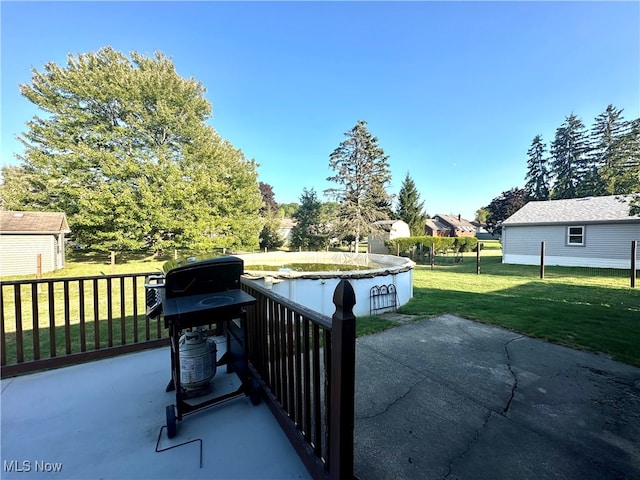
left=474, top=207, right=490, bottom=224
left=326, top=120, right=392, bottom=252
left=396, top=172, right=427, bottom=236
left=259, top=214, right=284, bottom=250
left=258, top=181, right=282, bottom=250
left=590, top=106, right=640, bottom=195
left=485, top=188, right=528, bottom=235
left=524, top=135, right=550, bottom=201
left=289, top=188, right=330, bottom=251
left=549, top=114, right=591, bottom=199
left=278, top=202, right=299, bottom=219
left=0, top=166, right=34, bottom=210
left=10, top=47, right=261, bottom=252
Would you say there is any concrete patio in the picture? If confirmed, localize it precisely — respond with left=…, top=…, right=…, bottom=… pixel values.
left=1, top=339, right=310, bottom=480
left=354, top=314, right=640, bottom=480
left=2, top=314, right=640, bottom=479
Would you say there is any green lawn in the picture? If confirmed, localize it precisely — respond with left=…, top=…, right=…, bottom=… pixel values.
left=396, top=243, right=640, bottom=367
left=4, top=245, right=639, bottom=368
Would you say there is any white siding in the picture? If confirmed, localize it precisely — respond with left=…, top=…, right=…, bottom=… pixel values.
left=503, top=222, right=640, bottom=269
left=0, top=235, right=57, bottom=276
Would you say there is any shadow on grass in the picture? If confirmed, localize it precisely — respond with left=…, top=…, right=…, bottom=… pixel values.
left=401, top=281, right=640, bottom=367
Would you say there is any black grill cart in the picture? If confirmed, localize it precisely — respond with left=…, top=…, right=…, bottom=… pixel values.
left=147, top=256, right=258, bottom=438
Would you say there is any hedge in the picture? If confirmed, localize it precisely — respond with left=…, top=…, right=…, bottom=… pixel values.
left=385, top=236, right=478, bottom=260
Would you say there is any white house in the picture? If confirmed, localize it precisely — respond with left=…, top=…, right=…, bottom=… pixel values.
left=0, top=211, right=71, bottom=277
left=368, top=220, right=411, bottom=255
left=501, top=195, right=640, bottom=269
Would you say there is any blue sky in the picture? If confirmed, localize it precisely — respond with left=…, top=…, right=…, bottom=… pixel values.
left=1, top=1, right=639, bottom=220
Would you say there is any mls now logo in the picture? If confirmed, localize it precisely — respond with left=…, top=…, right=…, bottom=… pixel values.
left=4, top=460, right=63, bottom=473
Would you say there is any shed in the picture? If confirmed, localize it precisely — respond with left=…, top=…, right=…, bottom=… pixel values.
left=501, top=195, right=640, bottom=269
left=368, top=220, right=411, bottom=254
left=0, top=211, right=71, bottom=277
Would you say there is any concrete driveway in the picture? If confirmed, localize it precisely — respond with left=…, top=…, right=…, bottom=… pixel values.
left=354, top=314, right=640, bottom=480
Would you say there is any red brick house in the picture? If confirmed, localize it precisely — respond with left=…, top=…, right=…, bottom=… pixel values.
left=425, top=214, right=476, bottom=237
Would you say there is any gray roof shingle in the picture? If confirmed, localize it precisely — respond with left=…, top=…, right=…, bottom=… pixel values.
left=502, top=195, right=639, bottom=225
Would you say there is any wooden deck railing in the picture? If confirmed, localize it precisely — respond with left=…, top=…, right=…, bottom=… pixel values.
left=241, top=278, right=356, bottom=480
left=1, top=273, right=358, bottom=479
left=0, top=273, right=168, bottom=377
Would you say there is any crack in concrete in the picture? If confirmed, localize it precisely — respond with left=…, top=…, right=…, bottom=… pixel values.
left=442, top=410, right=494, bottom=479
left=356, top=377, right=425, bottom=420
left=441, top=335, right=523, bottom=479
left=503, top=336, right=524, bottom=415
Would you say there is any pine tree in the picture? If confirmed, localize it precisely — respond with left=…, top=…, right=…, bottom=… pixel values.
left=524, top=135, right=550, bottom=201
left=326, top=120, right=392, bottom=252
left=549, top=114, right=590, bottom=199
left=590, top=106, right=640, bottom=195
left=289, top=188, right=330, bottom=251
left=396, top=172, right=427, bottom=236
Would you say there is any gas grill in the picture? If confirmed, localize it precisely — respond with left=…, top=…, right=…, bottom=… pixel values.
left=145, top=255, right=258, bottom=438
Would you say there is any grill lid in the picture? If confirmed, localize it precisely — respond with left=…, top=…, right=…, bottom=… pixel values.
left=163, top=255, right=244, bottom=299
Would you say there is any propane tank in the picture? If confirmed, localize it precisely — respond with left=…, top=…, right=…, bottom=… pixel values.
left=179, top=329, right=217, bottom=390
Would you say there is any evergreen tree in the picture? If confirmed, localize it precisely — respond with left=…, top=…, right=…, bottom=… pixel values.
left=259, top=214, right=284, bottom=250
left=8, top=47, right=261, bottom=252
left=549, top=114, right=590, bottom=199
left=289, top=188, right=330, bottom=251
left=326, top=120, right=392, bottom=252
left=589, top=106, right=640, bottom=195
left=524, top=135, right=550, bottom=201
left=396, top=172, right=427, bottom=236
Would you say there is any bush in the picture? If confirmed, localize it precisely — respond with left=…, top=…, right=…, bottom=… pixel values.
left=386, top=236, right=478, bottom=262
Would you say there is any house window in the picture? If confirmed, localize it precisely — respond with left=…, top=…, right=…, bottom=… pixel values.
left=567, top=226, right=585, bottom=246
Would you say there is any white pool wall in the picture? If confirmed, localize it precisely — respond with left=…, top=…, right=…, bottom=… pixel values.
left=239, top=252, right=415, bottom=317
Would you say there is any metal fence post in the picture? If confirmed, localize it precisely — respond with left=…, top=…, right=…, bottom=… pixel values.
left=329, top=280, right=356, bottom=480
left=540, top=241, right=545, bottom=279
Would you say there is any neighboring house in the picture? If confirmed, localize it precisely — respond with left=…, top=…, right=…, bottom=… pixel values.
left=425, top=214, right=476, bottom=237
left=368, top=220, right=411, bottom=254
left=0, top=211, right=71, bottom=277
left=472, top=222, right=501, bottom=240
left=424, top=217, right=450, bottom=237
left=277, top=218, right=296, bottom=245
left=501, top=195, right=640, bottom=269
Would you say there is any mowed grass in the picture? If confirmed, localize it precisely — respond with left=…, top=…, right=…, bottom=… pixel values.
left=1, top=251, right=172, bottom=366
left=3, top=245, right=639, bottom=368
left=399, top=243, right=640, bottom=367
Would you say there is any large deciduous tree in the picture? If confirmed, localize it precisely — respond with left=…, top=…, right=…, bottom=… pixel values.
left=484, top=187, right=528, bottom=234
left=326, top=120, right=392, bottom=252
left=524, top=135, right=550, bottom=201
left=396, top=172, right=427, bottom=236
left=6, top=47, right=261, bottom=252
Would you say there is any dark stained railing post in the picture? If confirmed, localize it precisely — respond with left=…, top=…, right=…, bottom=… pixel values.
left=632, top=240, right=637, bottom=289
left=328, top=280, right=356, bottom=480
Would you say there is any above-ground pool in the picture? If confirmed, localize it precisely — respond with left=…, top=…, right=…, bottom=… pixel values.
left=239, top=251, right=415, bottom=317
